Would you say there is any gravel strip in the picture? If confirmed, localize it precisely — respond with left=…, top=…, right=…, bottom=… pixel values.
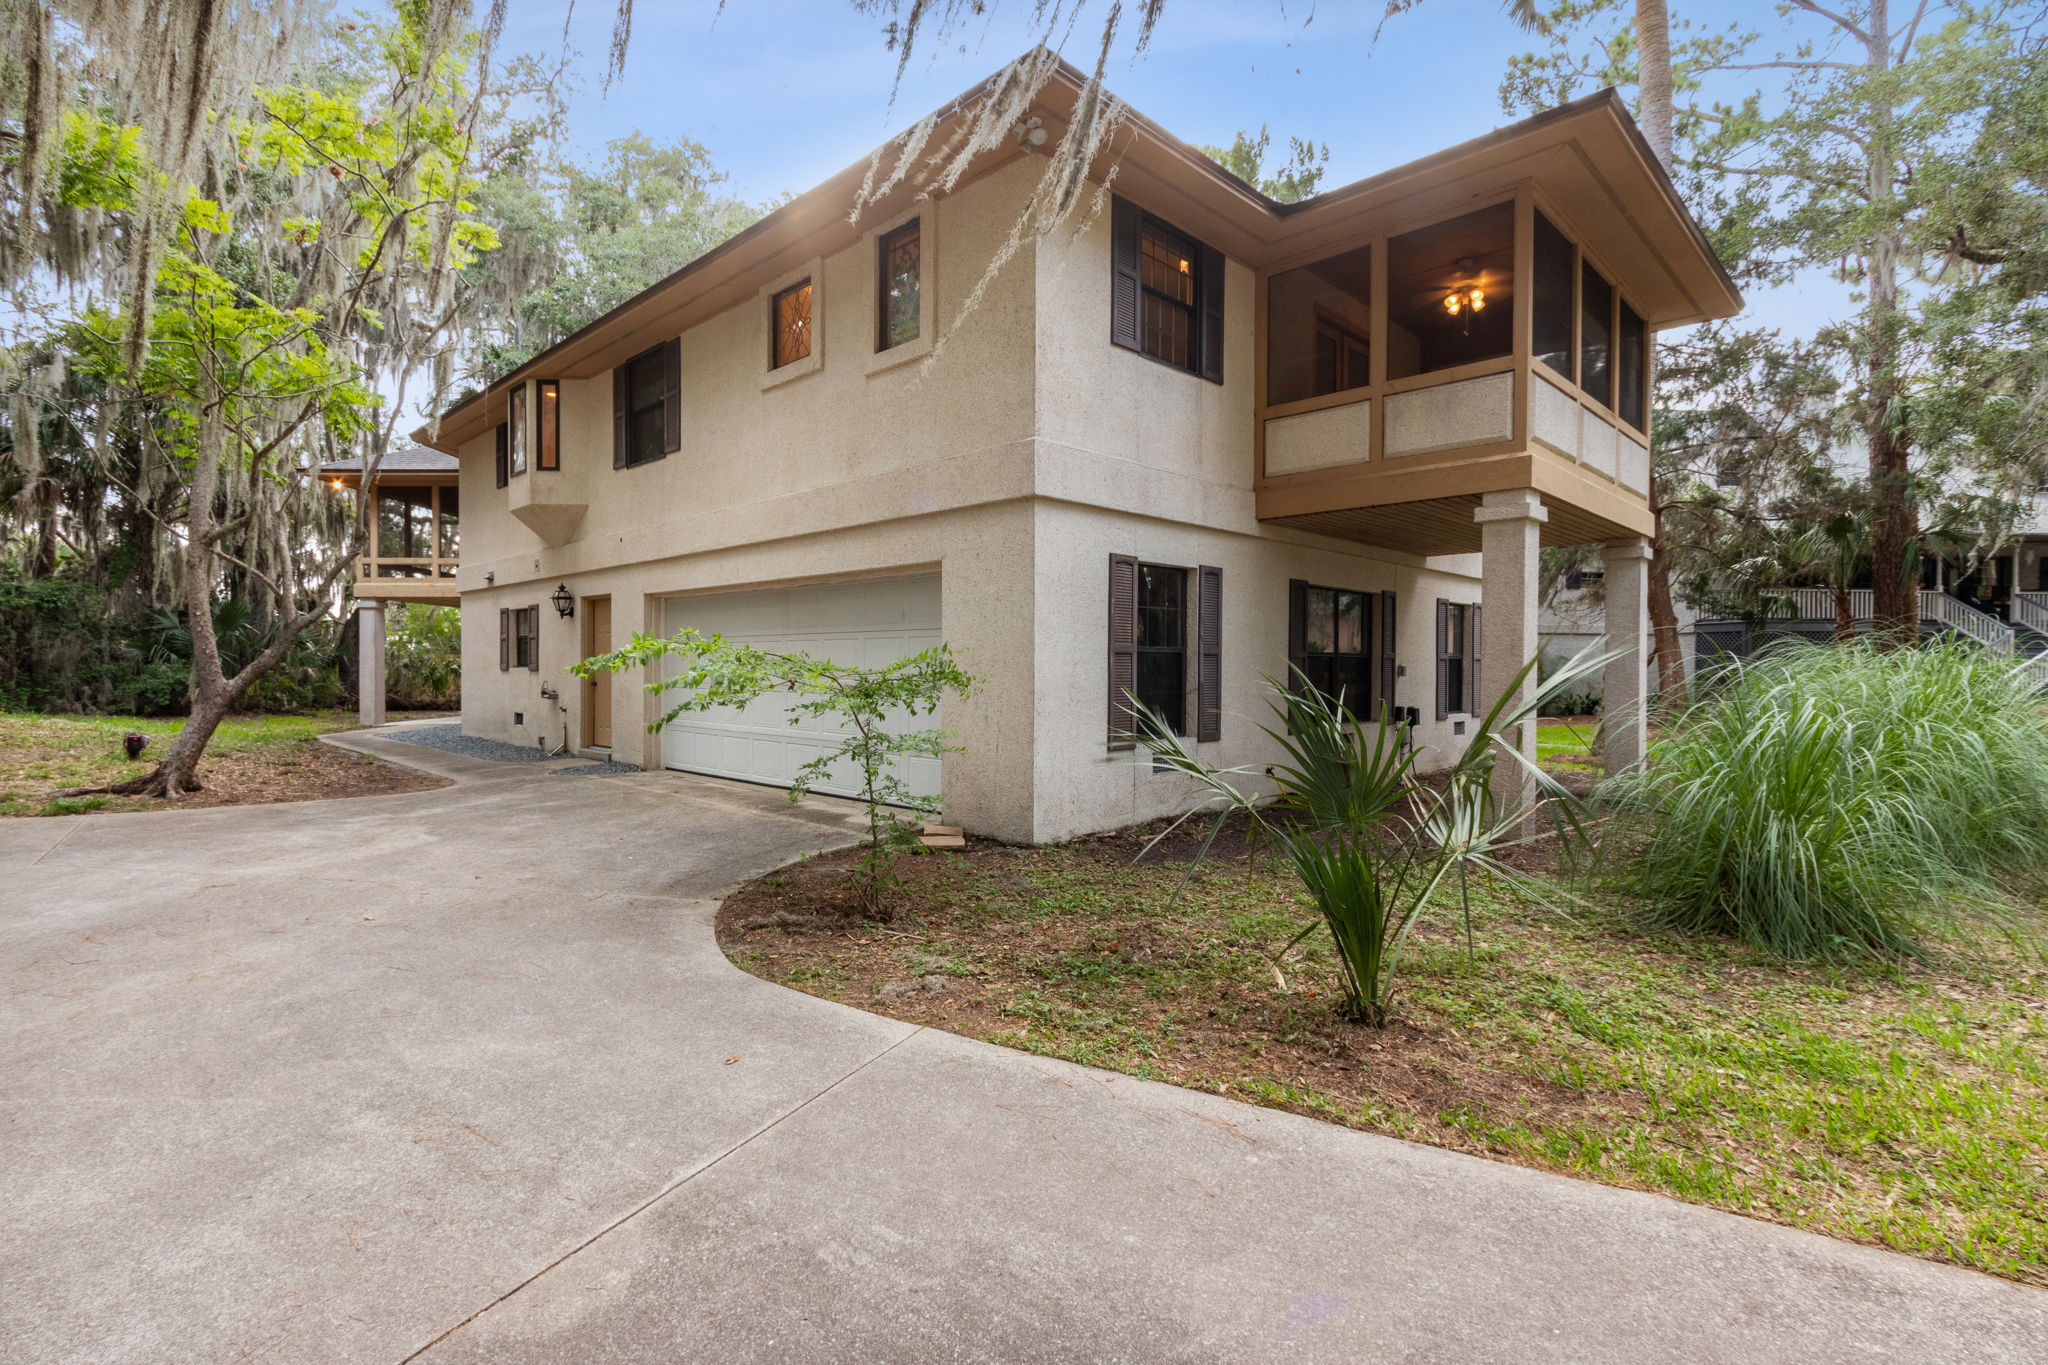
left=381, top=724, right=557, bottom=764
left=549, top=761, right=644, bottom=778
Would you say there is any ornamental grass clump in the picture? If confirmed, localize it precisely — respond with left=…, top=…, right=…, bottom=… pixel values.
left=1610, top=639, right=2048, bottom=959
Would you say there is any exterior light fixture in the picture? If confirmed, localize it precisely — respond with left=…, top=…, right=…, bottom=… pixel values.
left=551, top=583, right=575, bottom=618
left=1443, top=259, right=1486, bottom=335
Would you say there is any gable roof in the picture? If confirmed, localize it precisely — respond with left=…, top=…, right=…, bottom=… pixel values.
left=417, top=53, right=1740, bottom=455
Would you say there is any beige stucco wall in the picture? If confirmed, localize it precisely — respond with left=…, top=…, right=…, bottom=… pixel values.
left=456, top=156, right=1484, bottom=843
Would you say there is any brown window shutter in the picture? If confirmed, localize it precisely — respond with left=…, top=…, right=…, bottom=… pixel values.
left=1469, top=604, right=1483, bottom=712
left=612, top=364, right=629, bottom=469
left=494, top=423, right=508, bottom=489
left=525, top=607, right=541, bottom=672
left=1107, top=553, right=1140, bottom=750
left=1435, top=598, right=1451, bottom=721
left=661, top=336, right=682, bottom=453
left=1286, top=579, right=1308, bottom=693
left=499, top=607, right=511, bottom=671
left=1379, top=590, right=1398, bottom=723
left=1197, top=242, right=1225, bottom=384
left=1196, top=565, right=1222, bottom=743
left=1109, top=196, right=1141, bottom=354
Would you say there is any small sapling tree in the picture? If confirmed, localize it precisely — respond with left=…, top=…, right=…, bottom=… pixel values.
left=577, top=630, right=976, bottom=917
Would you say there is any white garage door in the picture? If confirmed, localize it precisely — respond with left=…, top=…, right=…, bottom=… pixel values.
left=659, top=575, right=943, bottom=800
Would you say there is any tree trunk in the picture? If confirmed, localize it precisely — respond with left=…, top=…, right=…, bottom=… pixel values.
left=1646, top=510, right=1687, bottom=705
left=1832, top=586, right=1857, bottom=643
left=1634, top=0, right=1674, bottom=165
left=1861, top=0, right=1917, bottom=644
left=1634, top=0, right=1687, bottom=706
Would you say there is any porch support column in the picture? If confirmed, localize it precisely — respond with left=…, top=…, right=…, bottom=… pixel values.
left=357, top=599, right=387, bottom=728
left=1474, top=489, right=1547, bottom=816
left=1600, top=538, right=1653, bottom=774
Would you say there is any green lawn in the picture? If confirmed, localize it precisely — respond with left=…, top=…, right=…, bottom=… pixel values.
left=1536, top=718, right=1601, bottom=770
left=0, top=710, right=434, bottom=815
left=725, top=844, right=2048, bottom=1286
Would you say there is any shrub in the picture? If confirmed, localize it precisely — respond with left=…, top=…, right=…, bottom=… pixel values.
left=1133, top=648, right=1606, bottom=1026
left=1607, top=639, right=2048, bottom=959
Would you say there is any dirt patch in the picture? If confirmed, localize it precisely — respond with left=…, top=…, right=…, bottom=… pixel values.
left=14, top=737, right=446, bottom=815
left=720, top=829, right=1621, bottom=1150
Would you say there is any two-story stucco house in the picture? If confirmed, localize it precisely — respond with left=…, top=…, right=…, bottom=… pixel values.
left=386, top=56, right=1738, bottom=844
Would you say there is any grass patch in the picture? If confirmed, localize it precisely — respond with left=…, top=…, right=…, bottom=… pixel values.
left=0, top=710, right=445, bottom=815
left=719, top=837, right=2048, bottom=1286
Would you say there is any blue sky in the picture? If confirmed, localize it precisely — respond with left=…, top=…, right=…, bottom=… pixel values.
left=495, top=0, right=1842, bottom=335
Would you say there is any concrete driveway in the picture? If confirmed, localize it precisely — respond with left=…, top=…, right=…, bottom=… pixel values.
left=4, top=731, right=2044, bottom=1364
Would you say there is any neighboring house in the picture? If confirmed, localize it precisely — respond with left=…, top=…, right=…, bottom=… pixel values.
left=388, top=55, right=1738, bottom=844
left=323, top=446, right=461, bottom=722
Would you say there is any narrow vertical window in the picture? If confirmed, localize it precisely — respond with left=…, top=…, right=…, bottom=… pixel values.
left=494, top=422, right=508, bottom=489
left=435, top=486, right=459, bottom=573
left=878, top=220, right=920, bottom=350
left=1437, top=600, right=1473, bottom=719
left=1138, top=221, right=1197, bottom=371
left=507, top=384, right=528, bottom=477
left=1134, top=564, right=1189, bottom=735
left=537, top=379, right=560, bottom=470
left=772, top=280, right=813, bottom=369
left=1580, top=261, right=1614, bottom=409
left=1531, top=209, right=1575, bottom=379
left=1617, top=300, right=1648, bottom=431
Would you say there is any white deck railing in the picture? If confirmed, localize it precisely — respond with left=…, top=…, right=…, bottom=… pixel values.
left=1769, top=587, right=2013, bottom=653
left=2013, top=590, right=2048, bottom=636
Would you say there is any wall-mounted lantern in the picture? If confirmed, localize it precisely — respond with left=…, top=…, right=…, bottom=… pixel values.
left=551, top=583, right=575, bottom=619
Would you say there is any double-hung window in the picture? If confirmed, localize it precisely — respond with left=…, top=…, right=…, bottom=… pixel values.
left=614, top=343, right=673, bottom=468
left=1109, top=197, right=1224, bottom=383
left=1436, top=600, right=1479, bottom=719
left=1133, top=564, right=1188, bottom=735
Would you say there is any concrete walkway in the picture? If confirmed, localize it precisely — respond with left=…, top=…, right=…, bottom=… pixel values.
left=3, top=732, right=2043, bottom=1364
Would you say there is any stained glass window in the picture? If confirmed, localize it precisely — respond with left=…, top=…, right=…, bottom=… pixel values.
left=772, top=280, right=813, bottom=369
left=879, top=220, right=920, bottom=350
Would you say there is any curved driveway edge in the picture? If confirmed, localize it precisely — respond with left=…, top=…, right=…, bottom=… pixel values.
left=2, top=729, right=2042, bottom=1363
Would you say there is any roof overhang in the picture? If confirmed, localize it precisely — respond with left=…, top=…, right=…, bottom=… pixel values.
left=417, top=58, right=1739, bottom=456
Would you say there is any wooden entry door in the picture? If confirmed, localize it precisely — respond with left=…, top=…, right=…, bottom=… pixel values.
left=583, top=596, right=613, bottom=748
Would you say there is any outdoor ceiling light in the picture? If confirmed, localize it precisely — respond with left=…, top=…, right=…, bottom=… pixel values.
left=1443, top=258, right=1486, bottom=334
left=551, top=583, right=575, bottom=618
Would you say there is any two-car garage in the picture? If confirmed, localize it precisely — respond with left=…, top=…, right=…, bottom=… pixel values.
left=657, top=574, right=943, bottom=801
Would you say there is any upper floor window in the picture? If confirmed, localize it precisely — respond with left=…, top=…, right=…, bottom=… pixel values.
left=506, top=384, right=528, bottom=477
left=1532, top=210, right=1574, bottom=378
left=536, top=379, right=560, bottom=470
left=1139, top=222, right=1197, bottom=370
left=1530, top=207, right=1652, bottom=432
left=1580, top=261, right=1615, bottom=409
left=772, top=280, right=813, bottom=369
left=1110, top=196, right=1224, bottom=383
left=1267, top=243, right=1371, bottom=406
left=1387, top=201, right=1513, bottom=380
left=878, top=220, right=921, bottom=350
left=613, top=339, right=679, bottom=468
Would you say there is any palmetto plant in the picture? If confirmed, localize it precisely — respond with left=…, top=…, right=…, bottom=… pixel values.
left=1129, top=647, right=1608, bottom=1026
